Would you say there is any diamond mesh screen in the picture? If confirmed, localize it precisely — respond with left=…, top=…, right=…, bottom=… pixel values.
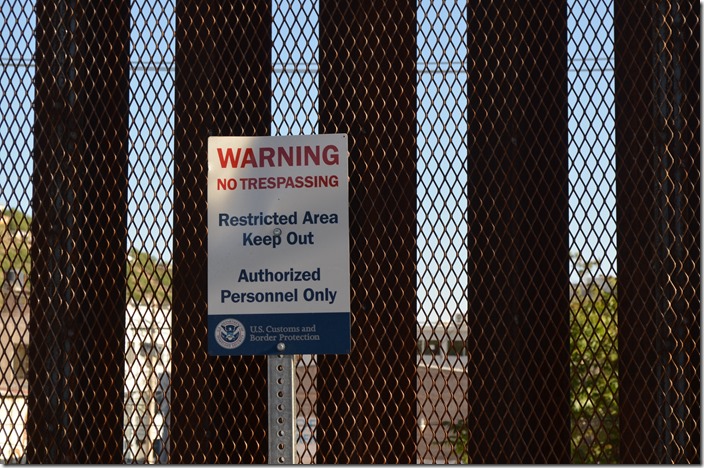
left=0, top=0, right=700, bottom=464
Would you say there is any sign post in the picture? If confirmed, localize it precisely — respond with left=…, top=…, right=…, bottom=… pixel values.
left=268, top=354, right=295, bottom=464
left=207, top=134, right=350, bottom=462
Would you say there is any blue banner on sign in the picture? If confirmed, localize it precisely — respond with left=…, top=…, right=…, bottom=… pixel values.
left=208, top=312, right=350, bottom=355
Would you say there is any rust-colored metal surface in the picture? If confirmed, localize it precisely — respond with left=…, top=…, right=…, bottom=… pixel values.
left=316, top=0, right=418, bottom=463
left=27, top=2, right=130, bottom=463
left=0, top=1, right=699, bottom=464
left=615, top=1, right=701, bottom=462
left=466, top=1, right=571, bottom=462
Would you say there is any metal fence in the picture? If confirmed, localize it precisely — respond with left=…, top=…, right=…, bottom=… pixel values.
left=0, top=0, right=700, bottom=464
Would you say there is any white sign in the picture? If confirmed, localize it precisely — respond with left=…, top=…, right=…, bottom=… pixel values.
left=207, top=134, right=350, bottom=355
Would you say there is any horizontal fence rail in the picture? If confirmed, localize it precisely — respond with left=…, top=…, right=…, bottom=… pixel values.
left=0, top=0, right=700, bottom=464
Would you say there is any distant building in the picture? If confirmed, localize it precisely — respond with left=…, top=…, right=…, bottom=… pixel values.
left=123, top=300, right=172, bottom=464
left=0, top=268, right=28, bottom=463
left=2, top=243, right=468, bottom=463
left=0, top=265, right=172, bottom=464
left=418, top=316, right=468, bottom=359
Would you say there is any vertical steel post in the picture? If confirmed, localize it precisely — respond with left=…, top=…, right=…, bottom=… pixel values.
left=317, top=0, right=418, bottom=463
left=466, top=1, right=570, bottom=463
left=613, top=4, right=660, bottom=461
left=173, top=1, right=272, bottom=463
left=28, top=0, right=129, bottom=463
left=615, top=1, right=701, bottom=462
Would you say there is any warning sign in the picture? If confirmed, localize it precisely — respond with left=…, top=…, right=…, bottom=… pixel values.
left=207, top=134, right=350, bottom=355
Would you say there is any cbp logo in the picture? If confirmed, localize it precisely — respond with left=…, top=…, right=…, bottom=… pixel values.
left=215, top=318, right=245, bottom=349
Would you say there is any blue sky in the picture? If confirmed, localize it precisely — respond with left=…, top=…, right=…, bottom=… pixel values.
left=1, top=0, right=618, bottom=322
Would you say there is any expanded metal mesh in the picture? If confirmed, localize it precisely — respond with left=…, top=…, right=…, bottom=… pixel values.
left=0, top=0, right=700, bottom=464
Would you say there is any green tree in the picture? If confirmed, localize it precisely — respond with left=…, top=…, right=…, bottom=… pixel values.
left=445, top=255, right=619, bottom=463
left=1, top=206, right=172, bottom=306
left=1, top=207, right=31, bottom=277
left=126, top=248, right=172, bottom=306
left=569, top=259, right=619, bottom=463
left=443, top=418, right=469, bottom=463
